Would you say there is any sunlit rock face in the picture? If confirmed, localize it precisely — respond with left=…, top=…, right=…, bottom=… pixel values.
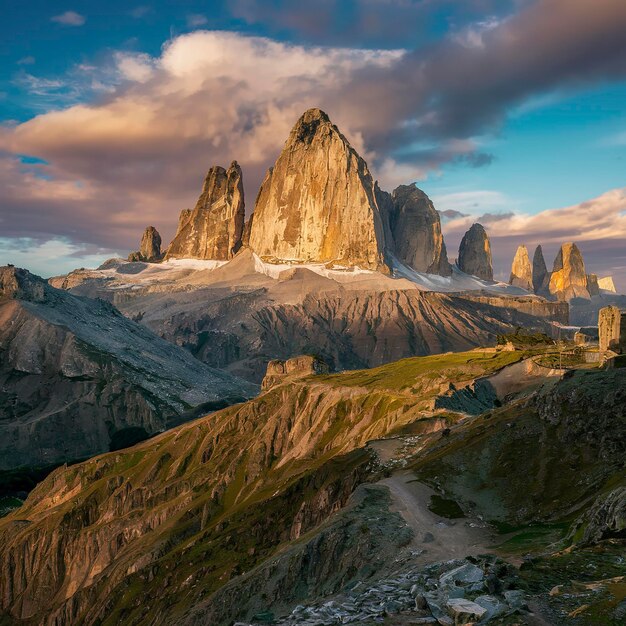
left=509, top=245, right=533, bottom=291
left=248, top=108, right=387, bottom=270
left=598, top=276, right=616, bottom=293
left=388, top=184, right=452, bottom=276
left=167, top=161, right=245, bottom=260
left=548, top=242, right=590, bottom=301
left=457, top=223, right=493, bottom=281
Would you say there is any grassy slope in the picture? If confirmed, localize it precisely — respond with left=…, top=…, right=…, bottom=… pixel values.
left=0, top=349, right=524, bottom=625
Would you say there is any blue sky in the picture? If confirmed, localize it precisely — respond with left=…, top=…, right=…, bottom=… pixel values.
left=0, top=0, right=625, bottom=286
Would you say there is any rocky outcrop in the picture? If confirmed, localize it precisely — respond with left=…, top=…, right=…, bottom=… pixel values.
left=262, top=355, right=330, bottom=390
left=167, top=161, right=245, bottom=260
left=598, top=305, right=625, bottom=352
left=388, top=184, right=452, bottom=275
left=128, top=226, right=162, bottom=262
left=587, top=273, right=600, bottom=297
left=248, top=108, right=386, bottom=270
left=0, top=266, right=256, bottom=471
left=599, top=276, right=617, bottom=293
left=570, top=487, right=626, bottom=546
left=548, top=243, right=590, bottom=301
left=457, top=224, right=493, bottom=281
left=509, top=245, right=532, bottom=290
left=532, top=245, right=550, bottom=295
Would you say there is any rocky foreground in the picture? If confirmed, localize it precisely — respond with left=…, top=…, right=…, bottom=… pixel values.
left=1, top=347, right=623, bottom=625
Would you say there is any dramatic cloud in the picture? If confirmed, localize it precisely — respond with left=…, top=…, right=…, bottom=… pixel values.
left=1, top=0, right=626, bottom=272
left=441, top=188, right=626, bottom=290
left=51, top=11, right=86, bottom=26
left=0, top=32, right=403, bottom=249
left=230, top=0, right=522, bottom=48
left=334, top=0, right=626, bottom=155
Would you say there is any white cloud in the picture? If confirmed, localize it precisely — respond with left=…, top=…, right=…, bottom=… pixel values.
left=186, top=14, right=208, bottom=28
left=17, top=56, right=35, bottom=65
left=51, top=11, right=86, bottom=26
left=115, top=52, right=156, bottom=83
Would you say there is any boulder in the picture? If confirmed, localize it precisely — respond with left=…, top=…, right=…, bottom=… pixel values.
left=548, top=243, right=590, bottom=301
left=457, top=223, right=493, bottom=281
left=388, top=184, right=452, bottom=276
left=439, top=563, right=484, bottom=587
left=445, top=598, right=487, bottom=624
left=509, top=245, right=533, bottom=290
left=167, top=161, right=245, bottom=260
left=248, top=108, right=387, bottom=270
left=532, top=245, right=550, bottom=295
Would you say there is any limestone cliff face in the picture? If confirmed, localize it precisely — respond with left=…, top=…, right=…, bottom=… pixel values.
left=548, top=243, right=590, bottom=301
left=598, top=276, right=616, bottom=293
left=128, top=226, right=162, bottom=262
left=532, top=245, right=550, bottom=295
left=167, top=161, right=245, bottom=260
left=0, top=266, right=256, bottom=471
left=509, top=245, right=533, bottom=290
left=457, top=223, right=493, bottom=281
left=388, top=184, right=452, bottom=276
left=248, top=108, right=386, bottom=270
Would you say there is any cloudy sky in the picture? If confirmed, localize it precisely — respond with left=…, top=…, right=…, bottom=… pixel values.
left=0, top=0, right=625, bottom=288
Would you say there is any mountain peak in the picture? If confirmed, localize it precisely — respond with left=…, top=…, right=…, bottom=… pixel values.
left=457, top=223, right=493, bottom=281
left=249, top=108, right=386, bottom=270
left=0, top=265, right=47, bottom=302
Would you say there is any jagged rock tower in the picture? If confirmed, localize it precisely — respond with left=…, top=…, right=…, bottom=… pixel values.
left=167, top=161, right=245, bottom=260
left=457, top=223, right=493, bottom=281
left=128, top=226, right=162, bottom=262
left=509, top=245, right=533, bottom=290
left=387, top=184, right=452, bottom=275
left=248, top=108, right=387, bottom=270
left=548, top=242, right=590, bottom=301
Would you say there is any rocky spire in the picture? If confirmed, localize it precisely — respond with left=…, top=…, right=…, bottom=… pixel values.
left=548, top=242, right=590, bottom=301
left=457, top=223, right=493, bottom=281
left=532, top=245, right=550, bottom=295
left=509, top=245, right=533, bottom=290
left=128, top=226, right=162, bottom=262
left=248, top=108, right=386, bottom=270
left=167, top=161, right=245, bottom=260
left=388, top=184, right=452, bottom=276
